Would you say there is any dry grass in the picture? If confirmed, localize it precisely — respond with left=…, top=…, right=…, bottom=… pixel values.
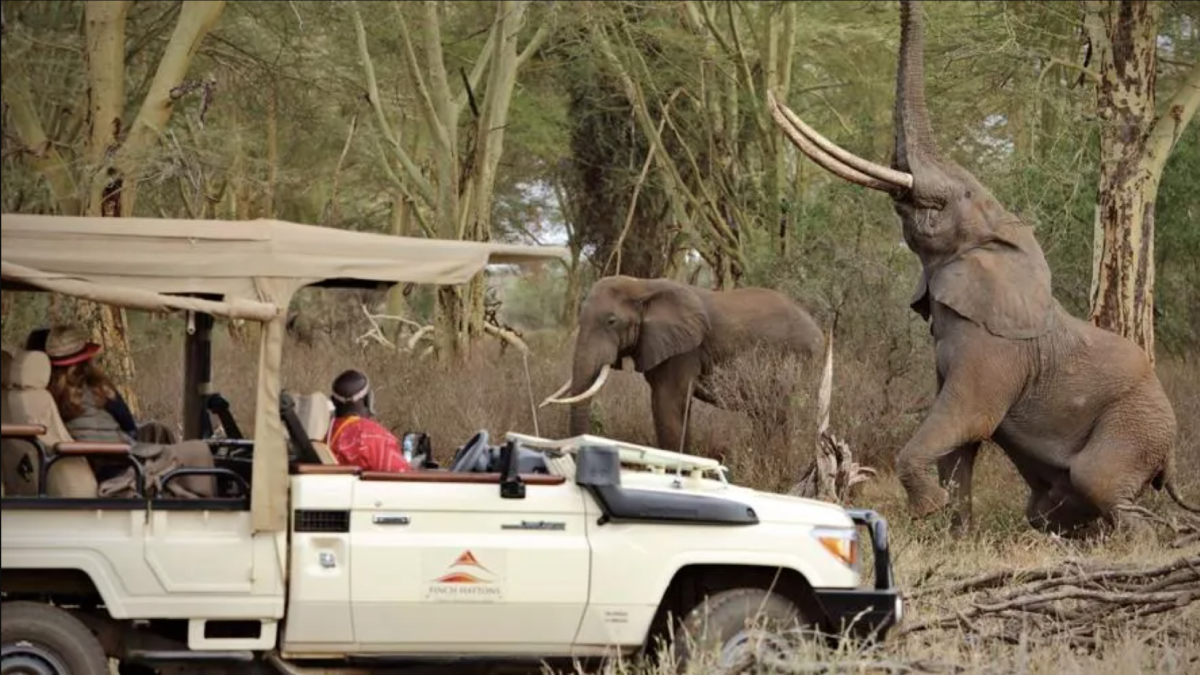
left=17, top=316, right=1200, bottom=675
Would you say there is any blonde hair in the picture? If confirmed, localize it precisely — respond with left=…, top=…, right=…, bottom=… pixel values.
left=47, top=360, right=118, bottom=422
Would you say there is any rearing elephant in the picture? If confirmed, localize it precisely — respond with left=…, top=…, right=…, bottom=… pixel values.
left=766, top=0, right=1196, bottom=536
left=540, top=275, right=824, bottom=453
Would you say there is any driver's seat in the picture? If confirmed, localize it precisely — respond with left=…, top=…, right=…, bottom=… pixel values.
left=293, top=392, right=338, bottom=465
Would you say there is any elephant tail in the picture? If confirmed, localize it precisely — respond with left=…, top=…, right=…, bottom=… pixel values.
left=1157, top=455, right=1200, bottom=514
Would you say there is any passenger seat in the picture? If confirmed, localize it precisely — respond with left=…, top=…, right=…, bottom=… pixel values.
left=5, top=350, right=113, bottom=498
left=3, top=349, right=41, bottom=496
left=293, top=392, right=338, bottom=465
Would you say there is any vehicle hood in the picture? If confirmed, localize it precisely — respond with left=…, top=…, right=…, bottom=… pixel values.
left=617, top=472, right=856, bottom=529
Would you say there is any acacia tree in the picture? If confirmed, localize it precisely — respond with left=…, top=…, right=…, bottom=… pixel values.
left=2, top=0, right=227, bottom=409
left=350, top=0, right=552, bottom=360
left=1083, top=0, right=1200, bottom=361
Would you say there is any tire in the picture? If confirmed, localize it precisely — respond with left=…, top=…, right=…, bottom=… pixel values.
left=0, top=601, right=110, bottom=675
left=670, top=588, right=809, bottom=673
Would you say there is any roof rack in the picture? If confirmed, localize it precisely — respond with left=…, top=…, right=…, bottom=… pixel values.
left=504, top=432, right=729, bottom=483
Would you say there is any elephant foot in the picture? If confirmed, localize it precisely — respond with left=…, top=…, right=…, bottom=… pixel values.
left=906, top=486, right=950, bottom=519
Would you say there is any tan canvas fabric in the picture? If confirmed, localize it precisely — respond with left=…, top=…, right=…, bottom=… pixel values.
left=252, top=311, right=290, bottom=531
left=2, top=213, right=568, bottom=531
left=1, top=214, right=569, bottom=304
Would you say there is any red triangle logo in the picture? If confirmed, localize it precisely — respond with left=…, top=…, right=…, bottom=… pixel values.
left=452, top=550, right=489, bottom=572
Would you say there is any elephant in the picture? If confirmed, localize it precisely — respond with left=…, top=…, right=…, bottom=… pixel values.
left=765, top=0, right=1196, bottom=538
left=540, top=275, right=825, bottom=454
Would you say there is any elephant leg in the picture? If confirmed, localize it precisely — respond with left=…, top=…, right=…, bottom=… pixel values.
left=937, top=442, right=980, bottom=537
left=1025, top=480, right=1104, bottom=539
left=646, top=356, right=704, bottom=453
left=1067, top=408, right=1172, bottom=538
left=895, top=370, right=1014, bottom=519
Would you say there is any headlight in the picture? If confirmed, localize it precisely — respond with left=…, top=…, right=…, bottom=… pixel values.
left=811, top=526, right=860, bottom=573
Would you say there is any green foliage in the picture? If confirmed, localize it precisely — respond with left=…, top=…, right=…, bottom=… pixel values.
left=1154, top=122, right=1200, bottom=356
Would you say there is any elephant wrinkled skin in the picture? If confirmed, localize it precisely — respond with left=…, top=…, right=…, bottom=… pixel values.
left=541, top=275, right=824, bottom=454
left=766, top=0, right=1196, bottom=537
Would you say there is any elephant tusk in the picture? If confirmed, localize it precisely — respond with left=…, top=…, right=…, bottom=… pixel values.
left=767, top=89, right=912, bottom=193
left=538, top=378, right=573, bottom=408
left=770, top=89, right=914, bottom=189
left=543, top=364, right=612, bottom=406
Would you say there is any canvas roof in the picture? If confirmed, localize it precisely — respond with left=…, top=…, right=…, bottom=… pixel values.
left=2, top=213, right=571, bottom=532
left=1, top=213, right=570, bottom=320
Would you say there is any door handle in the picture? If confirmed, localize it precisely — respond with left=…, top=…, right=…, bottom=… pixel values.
left=373, top=514, right=410, bottom=526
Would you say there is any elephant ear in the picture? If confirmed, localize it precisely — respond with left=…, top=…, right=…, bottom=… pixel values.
left=927, top=224, right=1056, bottom=339
left=909, top=274, right=932, bottom=322
left=634, top=281, right=710, bottom=372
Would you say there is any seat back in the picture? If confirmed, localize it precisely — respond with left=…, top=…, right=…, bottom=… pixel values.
left=6, top=350, right=99, bottom=498
left=293, top=392, right=338, bottom=465
left=3, top=349, right=40, bottom=496
left=2, top=349, right=30, bottom=498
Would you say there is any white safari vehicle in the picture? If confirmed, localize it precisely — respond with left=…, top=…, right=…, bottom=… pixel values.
left=1, top=214, right=902, bottom=674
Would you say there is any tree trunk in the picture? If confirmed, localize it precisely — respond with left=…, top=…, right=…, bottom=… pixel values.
left=264, top=82, right=278, bottom=218
left=386, top=194, right=413, bottom=346
left=1084, top=0, right=1200, bottom=363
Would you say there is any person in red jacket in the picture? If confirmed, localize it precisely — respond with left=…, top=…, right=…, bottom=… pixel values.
left=328, top=369, right=412, bottom=473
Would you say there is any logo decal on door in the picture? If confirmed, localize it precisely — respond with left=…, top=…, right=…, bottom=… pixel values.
left=426, top=550, right=505, bottom=601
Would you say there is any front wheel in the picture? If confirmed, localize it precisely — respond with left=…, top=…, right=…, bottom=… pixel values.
left=670, top=588, right=810, bottom=673
left=1, top=602, right=110, bottom=675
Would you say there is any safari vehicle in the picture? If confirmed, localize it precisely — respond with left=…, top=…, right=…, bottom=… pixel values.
left=1, top=213, right=903, bottom=674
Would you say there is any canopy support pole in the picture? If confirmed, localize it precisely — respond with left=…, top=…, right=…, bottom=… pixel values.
left=182, top=308, right=215, bottom=440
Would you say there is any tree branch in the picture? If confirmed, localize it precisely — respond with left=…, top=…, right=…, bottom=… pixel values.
left=0, top=50, right=80, bottom=214
left=393, top=2, right=452, bottom=152
left=515, top=5, right=554, bottom=70
left=419, top=1, right=455, bottom=147
left=350, top=0, right=437, bottom=209
left=111, top=0, right=227, bottom=216
left=455, top=17, right=497, bottom=115
left=1145, top=59, right=1200, bottom=177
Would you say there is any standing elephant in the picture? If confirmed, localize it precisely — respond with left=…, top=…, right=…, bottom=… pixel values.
left=540, top=275, right=825, bottom=453
left=766, top=0, right=1195, bottom=537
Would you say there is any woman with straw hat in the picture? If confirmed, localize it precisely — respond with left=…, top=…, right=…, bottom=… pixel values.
left=44, top=325, right=217, bottom=498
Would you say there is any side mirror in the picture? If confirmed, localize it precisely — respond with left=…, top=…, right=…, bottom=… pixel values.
left=497, top=441, right=525, bottom=500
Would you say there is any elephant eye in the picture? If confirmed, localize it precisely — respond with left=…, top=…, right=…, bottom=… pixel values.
left=606, top=314, right=619, bottom=327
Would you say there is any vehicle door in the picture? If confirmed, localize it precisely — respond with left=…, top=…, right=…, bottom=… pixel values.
left=348, top=471, right=591, bottom=653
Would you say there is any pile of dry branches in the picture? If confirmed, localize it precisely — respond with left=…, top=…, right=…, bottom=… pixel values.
left=899, top=553, right=1200, bottom=649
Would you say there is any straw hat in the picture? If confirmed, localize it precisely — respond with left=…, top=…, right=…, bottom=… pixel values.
left=44, top=325, right=103, bottom=367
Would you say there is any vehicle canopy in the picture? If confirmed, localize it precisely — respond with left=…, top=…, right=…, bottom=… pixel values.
left=1, top=213, right=570, bottom=531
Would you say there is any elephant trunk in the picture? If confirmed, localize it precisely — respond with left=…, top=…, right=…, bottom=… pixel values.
left=568, top=397, right=591, bottom=437
left=539, top=339, right=617, bottom=437
left=566, top=356, right=611, bottom=436
left=893, top=0, right=938, bottom=171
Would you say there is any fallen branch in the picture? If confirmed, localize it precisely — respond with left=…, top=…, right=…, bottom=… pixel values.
left=483, top=322, right=530, bottom=354
left=407, top=325, right=435, bottom=351
left=899, top=553, right=1200, bottom=650
left=355, top=304, right=396, bottom=349
left=789, top=430, right=877, bottom=504
left=356, top=303, right=436, bottom=353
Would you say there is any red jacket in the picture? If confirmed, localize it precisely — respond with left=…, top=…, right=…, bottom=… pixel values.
left=329, top=415, right=413, bottom=473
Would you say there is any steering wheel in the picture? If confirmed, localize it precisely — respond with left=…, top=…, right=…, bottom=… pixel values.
left=449, top=430, right=491, bottom=473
